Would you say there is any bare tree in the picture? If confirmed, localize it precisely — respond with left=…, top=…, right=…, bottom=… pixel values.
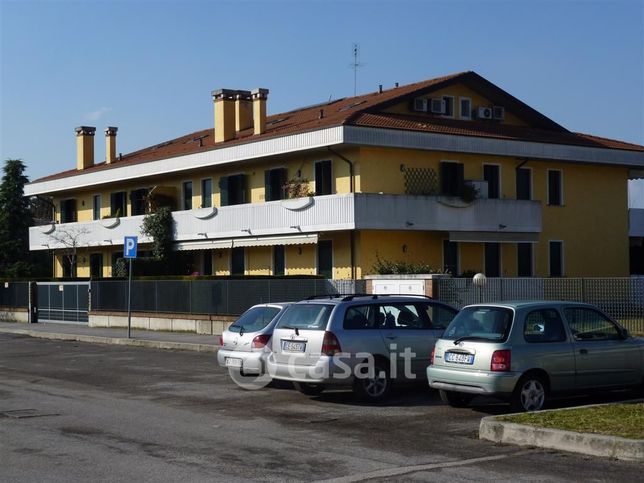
left=47, top=226, right=90, bottom=277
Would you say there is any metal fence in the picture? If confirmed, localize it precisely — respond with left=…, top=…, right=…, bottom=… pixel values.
left=91, top=278, right=366, bottom=316
left=0, top=282, right=29, bottom=308
left=37, top=282, right=90, bottom=324
left=435, top=277, right=644, bottom=333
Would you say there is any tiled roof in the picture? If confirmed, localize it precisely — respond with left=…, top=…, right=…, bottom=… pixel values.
left=31, top=71, right=644, bottom=184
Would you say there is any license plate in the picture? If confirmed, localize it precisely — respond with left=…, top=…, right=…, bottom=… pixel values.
left=225, top=357, right=243, bottom=368
left=445, top=352, right=474, bottom=364
left=281, top=340, right=306, bottom=352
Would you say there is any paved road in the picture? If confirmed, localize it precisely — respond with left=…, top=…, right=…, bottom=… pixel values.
left=0, top=333, right=641, bottom=482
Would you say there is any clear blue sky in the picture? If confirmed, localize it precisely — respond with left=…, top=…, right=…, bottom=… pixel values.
left=1, top=0, right=642, bottom=182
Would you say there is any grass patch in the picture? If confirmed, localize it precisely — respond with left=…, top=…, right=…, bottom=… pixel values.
left=499, top=403, right=644, bottom=440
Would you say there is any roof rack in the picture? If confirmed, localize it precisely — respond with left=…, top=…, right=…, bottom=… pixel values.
left=341, top=293, right=435, bottom=301
left=305, top=294, right=341, bottom=300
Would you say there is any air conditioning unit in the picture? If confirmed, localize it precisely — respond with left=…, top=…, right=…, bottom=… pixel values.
left=430, top=98, right=446, bottom=114
left=413, top=98, right=428, bottom=112
left=493, top=106, right=505, bottom=120
left=477, top=106, right=493, bottom=120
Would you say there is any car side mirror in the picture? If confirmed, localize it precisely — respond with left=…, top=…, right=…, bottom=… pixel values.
left=621, top=327, right=630, bottom=340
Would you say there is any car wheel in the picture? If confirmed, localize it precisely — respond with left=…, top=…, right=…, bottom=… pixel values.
left=353, top=360, right=391, bottom=402
left=511, top=375, right=548, bottom=412
left=438, top=389, right=473, bottom=408
left=293, top=382, right=325, bottom=396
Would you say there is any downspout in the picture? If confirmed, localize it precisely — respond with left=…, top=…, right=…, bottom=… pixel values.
left=327, top=147, right=356, bottom=280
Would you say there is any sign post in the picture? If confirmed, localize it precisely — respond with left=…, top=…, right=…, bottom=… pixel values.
left=123, top=236, right=138, bottom=339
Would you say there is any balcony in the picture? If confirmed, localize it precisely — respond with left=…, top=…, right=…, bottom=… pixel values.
left=29, top=193, right=542, bottom=251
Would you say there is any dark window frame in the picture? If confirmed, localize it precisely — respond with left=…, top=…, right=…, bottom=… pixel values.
left=265, top=167, right=287, bottom=202
left=484, top=242, right=501, bottom=277
left=315, top=160, right=333, bottom=196
left=440, top=161, right=464, bottom=196
left=317, top=240, right=333, bottom=278
left=273, top=245, right=285, bottom=276
left=547, top=169, right=563, bottom=206
left=231, top=247, right=245, bottom=275
left=443, top=240, right=459, bottom=275
left=483, top=164, right=500, bottom=199
left=182, top=181, right=193, bottom=210
left=516, top=167, right=532, bottom=201
left=201, top=178, right=213, bottom=208
left=523, top=308, right=567, bottom=343
left=549, top=240, right=564, bottom=277
left=92, top=194, right=101, bottom=221
left=60, top=198, right=77, bottom=223
left=110, top=191, right=127, bottom=217
left=517, top=243, right=533, bottom=277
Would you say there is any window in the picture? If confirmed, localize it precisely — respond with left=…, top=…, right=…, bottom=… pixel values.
left=564, top=307, right=621, bottom=341
left=111, top=252, right=122, bottom=276
left=89, top=253, right=103, bottom=278
left=459, top=97, right=471, bottom=119
left=378, top=304, right=428, bottom=329
left=517, top=243, right=533, bottom=277
left=344, top=305, right=377, bottom=330
left=442, top=96, right=454, bottom=117
left=483, top=164, right=500, bottom=199
left=219, top=174, right=247, bottom=206
left=182, top=181, right=193, bottom=210
left=264, top=168, right=287, bottom=201
left=231, top=247, right=245, bottom=275
left=440, top=161, right=464, bottom=196
left=92, top=195, right=101, bottom=220
left=130, top=188, right=149, bottom=216
left=201, top=178, right=213, bottom=208
left=443, top=240, right=458, bottom=275
left=110, top=191, right=126, bottom=217
left=516, top=167, right=531, bottom=200
left=229, top=306, right=282, bottom=333
left=60, top=199, right=77, bottom=223
left=442, top=306, right=513, bottom=341
left=317, top=240, right=333, bottom=278
left=276, top=304, right=333, bottom=331
left=549, top=241, right=564, bottom=277
left=547, top=170, right=563, bottom=206
left=417, top=303, right=458, bottom=330
left=485, top=242, right=500, bottom=277
left=273, top=245, right=285, bottom=276
left=524, top=309, right=567, bottom=343
left=315, top=160, right=333, bottom=196
left=202, top=251, right=212, bottom=276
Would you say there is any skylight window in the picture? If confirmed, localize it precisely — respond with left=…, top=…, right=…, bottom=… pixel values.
left=267, top=117, right=289, bottom=126
left=339, top=100, right=367, bottom=111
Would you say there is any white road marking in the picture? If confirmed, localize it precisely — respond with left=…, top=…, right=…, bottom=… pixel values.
left=316, top=451, right=530, bottom=483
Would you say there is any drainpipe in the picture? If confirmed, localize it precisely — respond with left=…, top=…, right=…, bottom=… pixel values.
left=326, top=147, right=356, bottom=279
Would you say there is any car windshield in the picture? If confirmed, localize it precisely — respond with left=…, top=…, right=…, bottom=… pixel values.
left=442, top=306, right=514, bottom=342
left=276, top=304, right=333, bottom=331
left=228, top=306, right=282, bottom=333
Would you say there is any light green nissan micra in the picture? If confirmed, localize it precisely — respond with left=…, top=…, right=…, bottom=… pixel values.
left=427, top=301, right=644, bottom=412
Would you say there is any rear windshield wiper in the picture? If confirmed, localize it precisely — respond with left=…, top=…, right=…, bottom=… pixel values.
left=283, top=325, right=300, bottom=336
left=453, top=336, right=495, bottom=345
left=239, top=326, right=245, bottom=336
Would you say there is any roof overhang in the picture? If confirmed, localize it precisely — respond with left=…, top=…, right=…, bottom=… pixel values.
left=25, top=125, right=644, bottom=196
left=175, top=234, right=318, bottom=251
left=449, top=232, right=539, bottom=243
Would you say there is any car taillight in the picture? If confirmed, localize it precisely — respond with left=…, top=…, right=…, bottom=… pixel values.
left=321, top=331, right=341, bottom=356
left=252, top=334, right=271, bottom=349
left=430, top=347, right=436, bottom=365
left=491, top=350, right=511, bottom=372
left=218, top=335, right=224, bottom=346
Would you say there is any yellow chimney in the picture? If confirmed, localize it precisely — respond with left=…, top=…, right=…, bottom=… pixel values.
left=212, top=89, right=236, bottom=143
left=75, top=126, right=96, bottom=170
left=251, top=88, right=269, bottom=135
left=105, top=126, right=118, bottom=164
left=235, top=90, right=253, bottom=132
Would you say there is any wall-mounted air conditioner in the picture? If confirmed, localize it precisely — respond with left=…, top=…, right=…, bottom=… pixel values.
left=430, top=98, right=445, bottom=114
left=413, top=98, right=428, bottom=112
left=477, top=107, right=493, bottom=120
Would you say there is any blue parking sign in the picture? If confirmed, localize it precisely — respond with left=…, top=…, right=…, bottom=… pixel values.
left=124, top=236, right=138, bottom=259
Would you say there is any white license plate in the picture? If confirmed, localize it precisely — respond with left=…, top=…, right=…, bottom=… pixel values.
left=445, top=352, right=474, bottom=364
left=281, top=340, right=306, bottom=352
left=225, top=357, right=243, bottom=368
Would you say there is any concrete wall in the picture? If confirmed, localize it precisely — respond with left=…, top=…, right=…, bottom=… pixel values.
left=89, top=311, right=237, bottom=335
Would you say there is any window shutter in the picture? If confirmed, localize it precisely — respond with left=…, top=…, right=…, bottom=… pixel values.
left=219, top=176, right=229, bottom=206
left=264, top=170, right=272, bottom=202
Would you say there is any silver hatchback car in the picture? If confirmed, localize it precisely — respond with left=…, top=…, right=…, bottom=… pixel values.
left=266, top=294, right=458, bottom=401
left=427, top=301, right=644, bottom=411
left=217, top=302, right=292, bottom=378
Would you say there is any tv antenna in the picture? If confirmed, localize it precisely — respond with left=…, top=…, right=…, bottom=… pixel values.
left=350, top=43, right=364, bottom=96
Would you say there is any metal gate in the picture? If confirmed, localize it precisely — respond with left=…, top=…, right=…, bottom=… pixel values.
left=36, top=282, right=90, bottom=324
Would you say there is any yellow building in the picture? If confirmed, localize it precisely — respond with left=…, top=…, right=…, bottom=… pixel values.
left=26, top=71, right=644, bottom=279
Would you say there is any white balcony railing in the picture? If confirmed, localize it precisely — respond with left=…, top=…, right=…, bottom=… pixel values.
left=29, top=193, right=542, bottom=250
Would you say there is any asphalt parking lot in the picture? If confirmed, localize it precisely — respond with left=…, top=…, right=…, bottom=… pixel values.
left=0, top=333, right=641, bottom=482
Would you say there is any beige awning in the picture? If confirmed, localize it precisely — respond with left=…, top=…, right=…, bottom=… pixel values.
left=449, top=232, right=539, bottom=243
left=175, top=234, right=318, bottom=251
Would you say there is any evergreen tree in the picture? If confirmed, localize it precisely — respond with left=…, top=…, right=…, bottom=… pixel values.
left=0, top=159, right=35, bottom=277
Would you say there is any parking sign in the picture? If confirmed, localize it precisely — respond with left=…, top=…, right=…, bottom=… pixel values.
left=124, top=236, right=138, bottom=259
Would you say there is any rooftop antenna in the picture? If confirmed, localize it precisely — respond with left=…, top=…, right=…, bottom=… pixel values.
left=350, top=43, right=364, bottom=96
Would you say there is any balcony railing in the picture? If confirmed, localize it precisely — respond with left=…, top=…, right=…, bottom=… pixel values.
left=29, top=193, right=542, bottom=250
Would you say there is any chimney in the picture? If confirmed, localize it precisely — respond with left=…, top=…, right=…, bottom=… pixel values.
left=75, top=126, right=96, bottom=170
left=212, top=88, right=236, bottom=143
left=235, top=90, right=253, bottom=132
left=105, top=126, right=118, bottom=164
left=251, top=88, right=269, bottom=135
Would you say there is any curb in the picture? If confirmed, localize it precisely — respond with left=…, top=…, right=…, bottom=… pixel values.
left=0, top=327, right=219, bottom=353
left=480, top=406, right=644, bottom=462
